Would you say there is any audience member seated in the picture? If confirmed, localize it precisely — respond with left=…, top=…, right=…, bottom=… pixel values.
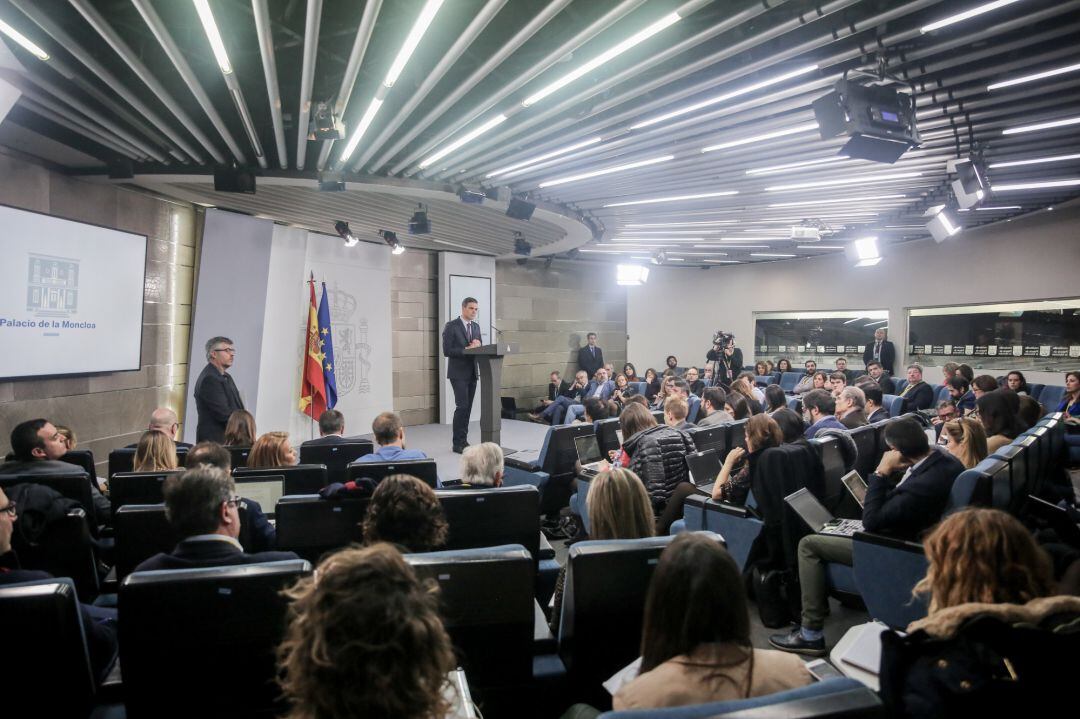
left=459, top=442, right=504, bottom=487
left=685, top=367, right=705, bottom=396
left=362, top=474, right=448, bottom=553
left=776, top=358, right=793, bottom=374
left=977, top=390, right=1024, bottom=454
left=726, top=393, right=751, bottom=421
left=277, top=543, right=457, bottom=719
left=355, top=411, right=428, bottom=463
left=1005, top=370, right=1031, bottom=396
left=579, top=397, right=610, bottom=425
left=802, top=390, right=844, bottom=439
left=866, top=360, right=896, bottom=394
left=300, top=409, right=348, bottom=446
left=931, top=401, right=959, bottom=435
left=764, top=385, right=787, bottom=415
left=124, top=407, right=192, bottom=450
left=534, top=370, right=590, bottom=424
left=837, top=386, right=869, bottom=429
left=899, top=364, right=935, bottom=412
left=771, top=418, right=964, bottom=656
left=663, top=355, right=682, bottom=378
left=711, top=414, right=782, bottom=505
left=864, top=384, right=888, bottom=423
left=971, top=374, right=999, bottom=400
left=664, top=396, right=692, bottom=431
left=643, top=368, right=661, bottom=402
left=612, top=534, right=812, bottom=711
left=650, top=375, right=676, bottom=411
left=940, top=362, right=959, bottom=387
left=828, top=371, right=847, bottom=398
left=0, top=486, right=118, bottom=681
left=223, top=409, right=257, bottom=447
left=610, top=373, right=630, bottom=409
left=754, top=361, right=770, bottom=377
left=1017, top=394, right=1045, bottom=430
left=541, top=370, right=572, bottom=409
left=880, top=508, right=1080, bottom=717
left=947, top=376, right=976, bottom=413
left=564, top=369, right=615, bottom=424
left=772, top=408, right=806, bottom=444
left=1058, top=371, right=1080, bottom=420
left=939, top=418, right=988, bottom=469
left=133, top=429, right=180, bottom=472
left=184, top=441, right=276, bottom=552
left=792, top=360, right=819, bottom=395
left=957, top=363, right=975, bottom=384
left=135, top=465, right=298, bottom=571
left=55, top=424, right=77, bottom=451
left=731, top=375, right=764, bottom=414
left=551, top=467, right=654, bottom=634
left=620, top=403, right=696, bottom=513
left=247, top=431, right=299, bottom=468
left=622, top=363, right=639, bottom=382
left=697, top=387, right=734, bottom=426
left=0, top=419, right=111, bottom=521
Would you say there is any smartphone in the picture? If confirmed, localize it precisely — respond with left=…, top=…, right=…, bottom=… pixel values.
left=805, top=658, right=845, bottom=682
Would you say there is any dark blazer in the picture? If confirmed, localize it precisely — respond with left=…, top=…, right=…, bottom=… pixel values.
left=548, top=380, right=573, bottom=402
left=900, top=381, right=935, bottom=413
left=442, top=318, right=482, bottom=380
left=868, top=408, right=889, bottom=423
left=299, top=434, right=347, bottom=447
left=862, top=449, right=965, bottom=540
left=134, top=537, right=298, bottom=573
left=193, top=363, right=244, bottom=443
left=577, top=345, right=604, bottom=378
left=840, top=409, right=869, bottom=429
left=875, top=375, right=897, bottom=394
left=863, top=340, right=897, bottom=375
left=0, top=459, right=112, bottom=521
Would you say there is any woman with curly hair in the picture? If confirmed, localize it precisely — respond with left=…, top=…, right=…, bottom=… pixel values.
left=362, top=474, right=448, bottom=553
left=277, top=543, right=457, bottom=719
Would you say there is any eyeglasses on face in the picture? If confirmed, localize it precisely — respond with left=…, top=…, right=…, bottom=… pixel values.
left=0, top=501, right=16, bottom=516
left=213, top=347, right=236, bottom=355
left=224, top=496, right=242, bottom=508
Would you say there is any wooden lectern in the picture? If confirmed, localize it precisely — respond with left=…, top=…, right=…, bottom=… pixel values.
left=463, top=342, right=518, bottom=445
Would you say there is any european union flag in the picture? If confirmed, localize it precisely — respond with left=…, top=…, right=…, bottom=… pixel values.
left=317, top=282, right=338, bottom=409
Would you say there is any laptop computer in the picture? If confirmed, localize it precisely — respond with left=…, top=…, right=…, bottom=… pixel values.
left=841, top=470, right=868, bottom=508
left=233, top=474, right=284, bottom=519
left=574, top=434, right=607, bottom=477
left=784, top=487, right=863, bottom=537
left=685, top=449, right=722, bottom=496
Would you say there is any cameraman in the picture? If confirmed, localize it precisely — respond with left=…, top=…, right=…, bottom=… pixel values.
left=706, top=332, right=743, bottom=386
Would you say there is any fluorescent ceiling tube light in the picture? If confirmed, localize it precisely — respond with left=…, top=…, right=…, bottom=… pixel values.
left=0, top=18, right=49, bottom=60
left=746, top=155, right=850, bottom=175
left=975, top=205, right=1022, bottom=210
left=750, top=253, right=796, bottom=258
left=625, top=221, right=738, bottom=227
left=703, top=259, right=741, bottom=263
left=988, top=62, right=1080, bottom=90
left=798, top=245, right=844, bottom=249
left=844, top=317, right=866, bottom=324
left=765, top=171, right=922, bottom=191
left=768, top=194, right=906, bottom=207
left=864, top=320, right=889, bottom=327
left=523, top=12, right=681, bottom=108
left=989, top=153, right=1080, bottom=168
left=193, top=0, right=232, bottom=73
left=855, top=257, right=882, bottom=267
left=991, top=179, right=1080, bottom=191
left=1002, top=116, right=1080, bottom=135
left=420, top=114, right=508, bottom=169
left=610, top=237, right=704, bottom=242
left=486, top=136, right=603, bottom=177
left=920, top=0, right=1022, bottom=33
left=667, top=252, right=730, bottom=256
left=384, top=0, right=445, bottom=88
left=538, top=154, right=673, bottom=188
left=705, top=244, right=768, bottom=249
left=603, top=190, right=738, bottom=207
left=701, top=122, right=819, bottom=153
left=339, top=98, right=385, bottom=162
left=632, top=64, right=818, bottom=130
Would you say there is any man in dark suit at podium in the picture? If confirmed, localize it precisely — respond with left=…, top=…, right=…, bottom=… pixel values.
left=442, top=297, right=482, bottom=454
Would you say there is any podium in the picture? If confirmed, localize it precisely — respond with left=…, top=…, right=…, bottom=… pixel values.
left=463, top=343, right=518, bottom=445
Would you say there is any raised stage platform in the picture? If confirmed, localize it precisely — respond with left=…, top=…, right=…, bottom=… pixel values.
left=352, top=419, right=549, bottom=482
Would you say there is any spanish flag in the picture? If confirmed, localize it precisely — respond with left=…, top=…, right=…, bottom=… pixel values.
left=299, top=275, right=327, bottom=419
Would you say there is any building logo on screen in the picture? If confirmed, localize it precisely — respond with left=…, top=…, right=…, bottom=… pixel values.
left=327, top=286, right=372, bottom=396
left=26, top=253, right=79, bottom=318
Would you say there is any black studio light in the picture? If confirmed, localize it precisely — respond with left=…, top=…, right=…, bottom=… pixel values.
left=408, top=204, right=430, bottom=234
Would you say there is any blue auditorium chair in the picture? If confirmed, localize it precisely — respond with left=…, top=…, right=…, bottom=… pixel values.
left=631, top=381, right=648, bottom=396
left=1037, top=384, right=1065, bottom=410
left=989, top=442, right=1032, bottom=514
left=893, top=378, right=908, bottom=394
left=681, top=495, right=760, bottom=571
left=852, top=532, right=929, bottom=629
left=1025, top=383, right=1045, bottom=399
left=780, top=371, right=803, bottom=392
left=886, top=394, right=905, bottom=418
left=274, top=494, right=368, bottom=563
left=113, top=503, right=174, bottom=580
left=687, top=394, right=702, bottom=423
left=933, top=384, right=951, bottom=404
left=597, top=677, right=883, bottom=718
left=504, top=423, right=595, bottom=514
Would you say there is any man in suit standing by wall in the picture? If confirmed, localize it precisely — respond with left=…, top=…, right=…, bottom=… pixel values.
left=863, top=327, right=896, bottom=375
left=578, top=332, right=604, bottom=379
left=442, top=297, right=482, bottom=454
left=193, top=336, right=245, bottom=443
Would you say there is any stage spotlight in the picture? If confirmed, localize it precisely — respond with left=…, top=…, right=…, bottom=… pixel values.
left=616, top=264, right=649, bottom=286
left=308, top=101, right=345, bottom=141
left=458, top=187, right=486, bottom=204
left=812, top=73, right=920, bottom=163
left=214, top=168, right=256, bottom=193
left=845, top=236, right=882, bottom=267
left=335, top=221, right=359, bottom=247
left=408, top=204, right=431, bottom=234
left=948, top=157, right=986, bottom=209
left=513, top=231, right=532, bottom=256
left=378, top=229, right=405, bottom=255
left=651, top=251, right=667, bottom=265
left=924, top=205, right=962, bottom=242
left=506, top=197, right=536, bottom=220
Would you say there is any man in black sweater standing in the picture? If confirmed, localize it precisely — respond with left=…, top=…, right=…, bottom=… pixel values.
left=193, top=336, right=244, bottom=443
left=442, top=297, right=483, bottom=454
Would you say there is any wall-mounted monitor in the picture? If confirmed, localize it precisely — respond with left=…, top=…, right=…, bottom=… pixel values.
left=0, top=204, right=147, bottom=379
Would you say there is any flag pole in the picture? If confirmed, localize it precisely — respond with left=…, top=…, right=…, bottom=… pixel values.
left=309, top=271, right=315, bottom=441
